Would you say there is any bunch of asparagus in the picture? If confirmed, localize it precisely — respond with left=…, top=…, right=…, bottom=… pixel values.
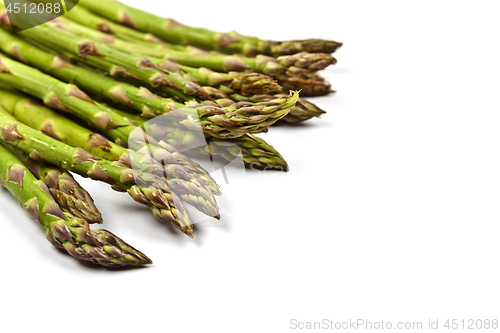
left=0, top=0, right=340, bottom=267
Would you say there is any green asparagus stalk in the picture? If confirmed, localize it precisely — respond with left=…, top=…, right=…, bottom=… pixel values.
left=277, top=74, right=334, bottom=97
left=155, top=47, right=336, bottom=77
left=52, top=15, right=335, bottom=77
left=114, top=110, right=289, bottom=171
left=53, top=14, right=335, bottom=78
left=0, top=106, right=194, bottom=237
left=0, top=140, right=152, bottom=267
left=2, top=143, right=103, bottom=224
left=77, top=0, right=342, bottom=56
left=232, top=94, right=326, bottom=123
left=161, top=63, right=282, bottom=97
left=208, top=134, right=289, bottom=171
left=0, top=87, right=220, bottom=218
left=0, top=26, right=298, bottom=139
left=34, top=162, right=104, bottom=223
left=60, top=3, right=340, bottom=63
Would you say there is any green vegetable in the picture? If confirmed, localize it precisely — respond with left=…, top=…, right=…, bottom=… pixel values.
left=77, top=0, right=342, bottom=56
left=277, top=73, right=334, bottom=97
left=232, top=94, right=326, bottom=123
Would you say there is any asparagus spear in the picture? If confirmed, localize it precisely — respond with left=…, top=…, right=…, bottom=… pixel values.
left=0, top=107, right=194, bottom=237
left=2, top=143, right=103, bottom=224
left=156, top=63, right=282, bottom=97
left=55, top=15, right=335, bottom=77
left=154, top=47, right=336, bottom=77
left=59, top=3, right=340, bottom=62
left=277, top=74, right=334, bottom=97
left=0, top=140, right=152, bottom=267
left=77, top=0, right=342, bottom=56
left=232, top=94, right=326, bottom=123
left=34, top=162, right=104, bottom=223
left=207, top=134, right=289, bottom=171
left=0, top=27, right=298, bottom=139
left=114, top=109, right=289, bottom=171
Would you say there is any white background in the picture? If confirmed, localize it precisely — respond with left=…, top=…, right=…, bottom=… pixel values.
left=1, top=0, right=500, bottom=332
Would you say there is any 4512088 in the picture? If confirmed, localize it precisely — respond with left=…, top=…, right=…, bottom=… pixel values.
left=444, top=319, right=498, bottom=330
left=5, top=1, right=63, bottom=14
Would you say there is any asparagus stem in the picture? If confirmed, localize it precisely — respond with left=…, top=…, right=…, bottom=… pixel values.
left=0, top=139, right=152, bottom=267
left=77, top=0, right=342, bottom=56
left=164, top=64, right=282, bottom=97
left=155, top=47, right=336, bottom=77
